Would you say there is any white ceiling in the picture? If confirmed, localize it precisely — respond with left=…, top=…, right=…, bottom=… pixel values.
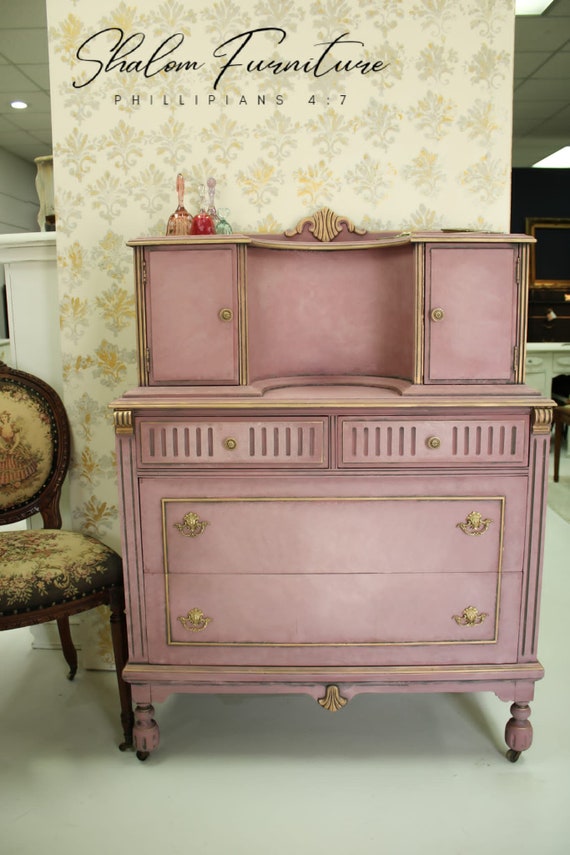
left=0, top=0, right=569, bottom=167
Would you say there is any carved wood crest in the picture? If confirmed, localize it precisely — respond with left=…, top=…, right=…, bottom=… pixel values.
left=284, top=207, right=367, bottom=242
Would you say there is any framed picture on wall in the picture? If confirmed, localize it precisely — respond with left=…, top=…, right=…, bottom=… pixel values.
left=525, top=217, right=570, bottom=289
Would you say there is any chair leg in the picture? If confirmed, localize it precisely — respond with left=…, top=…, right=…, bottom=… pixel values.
left=554, top=420, right=563, bottom=483
left=108, top=587, right=134, bottom=751
left=57, top=616, right=78, bottom=680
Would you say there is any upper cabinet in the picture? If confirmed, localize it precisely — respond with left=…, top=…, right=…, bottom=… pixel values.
left=424, top=243, right=521, bottom=384
left=128, top=210, right=532, bottom=389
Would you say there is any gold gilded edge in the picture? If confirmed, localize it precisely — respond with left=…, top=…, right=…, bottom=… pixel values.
left=126, top=235, right=250, bottom=247
left=531, top=406, right=553, bottom=434
left=134, top=247, right=148, bottom=385
left=125, top=662, right=543, bottom=676
left=113, top=410, right=133, bottom=434
left=414, top=244, right=424, bottom=384
left=517, top=244, right=530, bottom=383
left=237, top=243, right=248, bottom=385
left=109, top=396, right=553, bottom=411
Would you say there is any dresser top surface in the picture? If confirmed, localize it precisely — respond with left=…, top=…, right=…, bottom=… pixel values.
left=111, top=376, right=551, bottom=412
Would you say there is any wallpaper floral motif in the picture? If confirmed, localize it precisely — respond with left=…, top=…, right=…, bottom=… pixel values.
left=46, top=0, right=515, bottom=666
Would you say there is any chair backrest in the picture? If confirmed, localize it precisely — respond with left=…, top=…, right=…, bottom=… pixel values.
left=0, top=362, right=70, bottom=528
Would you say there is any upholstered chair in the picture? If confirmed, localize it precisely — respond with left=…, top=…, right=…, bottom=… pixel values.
left=0, top=361, right=133, bottom=750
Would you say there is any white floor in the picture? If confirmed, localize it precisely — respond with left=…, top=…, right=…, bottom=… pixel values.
left=2, top=457, right=569, bottom=855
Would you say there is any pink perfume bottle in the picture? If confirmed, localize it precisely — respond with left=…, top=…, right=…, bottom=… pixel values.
left=166, top=173, right=192, bottom=235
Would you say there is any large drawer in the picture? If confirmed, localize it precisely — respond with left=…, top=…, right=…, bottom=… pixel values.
left=137, top=417, right=328, bottom=467
left=142, top=571, right=523, bottom=665
left=150, top=495, right=507, bottom=577
left=167, top=572, right=502, bottom=644
left=339, top=416, right=528, bottom=467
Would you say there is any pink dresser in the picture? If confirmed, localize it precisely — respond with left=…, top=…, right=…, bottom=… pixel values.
left=112, top=209, right=552, bottom=761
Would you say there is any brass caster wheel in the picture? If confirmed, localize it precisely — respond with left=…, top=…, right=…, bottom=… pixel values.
left=136, top=750, right=150, bottom=762
left=506, top=749, right=521, bottom=763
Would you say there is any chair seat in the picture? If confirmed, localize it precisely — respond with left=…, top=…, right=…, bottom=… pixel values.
left=0, top=529, right=122, bottom=615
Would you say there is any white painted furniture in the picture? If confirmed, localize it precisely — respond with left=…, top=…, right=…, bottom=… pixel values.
left=526, top=342, right=570, bottom=400
left=0, top=233, right=63, bottom=395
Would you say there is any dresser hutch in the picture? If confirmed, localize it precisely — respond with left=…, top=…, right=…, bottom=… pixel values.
left=112, top=209, right=552, bottom=761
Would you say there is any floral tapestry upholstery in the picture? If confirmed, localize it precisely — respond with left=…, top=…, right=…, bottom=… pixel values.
left=0, top=380, right=55, bottom=512
left=0, top=530, right=122, bottom=615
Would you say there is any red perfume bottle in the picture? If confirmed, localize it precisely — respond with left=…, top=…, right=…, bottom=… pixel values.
left=190, top=183, right=215, bottom=235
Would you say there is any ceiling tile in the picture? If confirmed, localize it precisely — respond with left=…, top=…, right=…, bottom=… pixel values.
left=533, top=51, right=570, bottom=76
left=513, top=99, right=568, bottom=119
left=18, top=63, right=51, bottom=89
left=0, top=30, right=49, bottom=64
left=514, top=51, right=552, bottom=76
left=515, top=17, right=570, bottom=51
left=514, top=77, right=570, bottom=99
left=0, top=65, right=44, bottom=94
left=0, top=0, right=47, bottom=29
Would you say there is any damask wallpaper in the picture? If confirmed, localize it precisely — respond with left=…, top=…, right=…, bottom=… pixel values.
left=46, top=0, right=516, bottom=665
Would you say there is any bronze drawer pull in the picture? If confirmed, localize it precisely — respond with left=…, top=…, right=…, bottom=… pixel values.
left=426, top=436, right=441, bottom=449
left=457, top=511, right=492, bottom=536
left=178, top=607, right=213, bottom=632
left=452, top=606, right=488, bottom=627
left=223, top=437, right=238, bottom=450
left=174, top=512, right=209, bottom=537
left=431, top=307, right=445, bottom=321
left=218, top=308, right=233, bottom=322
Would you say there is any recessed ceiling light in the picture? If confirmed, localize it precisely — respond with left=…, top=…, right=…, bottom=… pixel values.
left=515, top=1, right=555, bottom=14
left=10, top=100, right=28, bottom=110
left=532, top=147, right=570, bottom=168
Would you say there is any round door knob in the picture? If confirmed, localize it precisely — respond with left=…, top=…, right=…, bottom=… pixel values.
left=431, top=308, right=445, bottom=322
left=218, top=308, right=233, bottom=322
left=426, top=436, right=441, bottom=449
left=223, top=437, right=237, bottom=450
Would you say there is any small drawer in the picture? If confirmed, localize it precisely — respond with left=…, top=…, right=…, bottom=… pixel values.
left=339, top=417, right=528, bottom=467
left=552, top=354, right=570, bottom=374
left=525, top=356, right=546, bottom=371
left=137, top=417, right=328, bottom=467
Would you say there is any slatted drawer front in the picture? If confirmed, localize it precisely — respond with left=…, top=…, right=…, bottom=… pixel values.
left=339, top=417, right=528, bottom=466
left=138, top=418, right=328, bottom=467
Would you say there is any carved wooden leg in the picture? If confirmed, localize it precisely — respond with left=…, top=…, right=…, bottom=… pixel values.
left=56, top=616, right=78, bottom=680
left=108, top=588, right=134, bottom=751
left=133, top=703, right=160, bottom=761
left=505, top=702, right=533, bottom=762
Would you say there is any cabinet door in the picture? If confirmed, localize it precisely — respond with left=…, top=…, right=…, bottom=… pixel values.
left=145, top=246, right=239, bottom=384
left=425, top=244, right=519, bottom=383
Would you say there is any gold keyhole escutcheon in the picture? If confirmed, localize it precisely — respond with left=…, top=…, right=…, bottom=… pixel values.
left=218, top=308, right=233, bottom=322
left=431, top=308, right=445, bottom=322
left=426, top=436, right=441, bottom=449
left=223, top=437, right=237, bottom=450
